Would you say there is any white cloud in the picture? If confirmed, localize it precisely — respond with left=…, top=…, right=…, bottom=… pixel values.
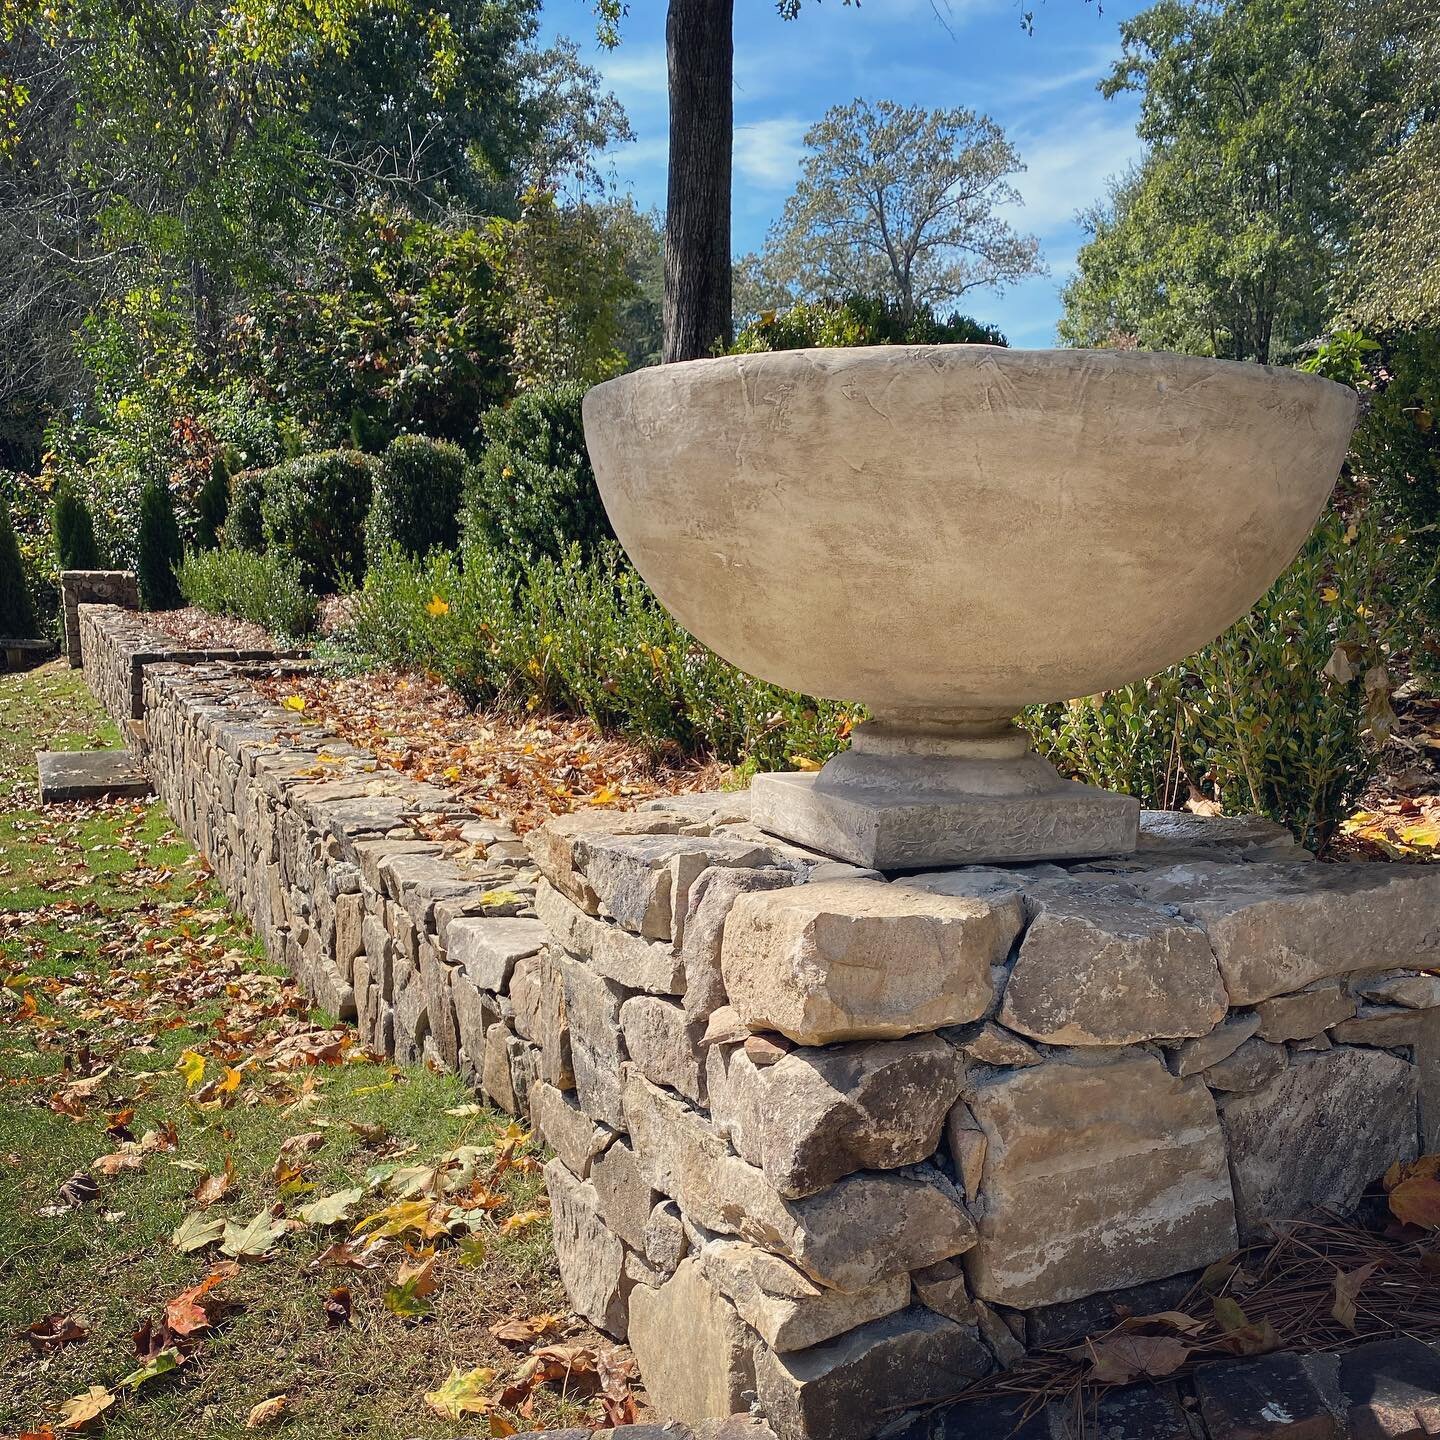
left=734, top=117, right=810, bottom=190
left=1001, top=111, right=1143, bottom=237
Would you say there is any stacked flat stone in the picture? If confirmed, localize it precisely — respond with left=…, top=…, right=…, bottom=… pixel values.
left=75, top=600, right=1440, bottom=1440
left=61, top=571, right=139, bottom=666
left=526, top=798, right=1440, bottom=1440
left=78, top=602, right=305, bottom=722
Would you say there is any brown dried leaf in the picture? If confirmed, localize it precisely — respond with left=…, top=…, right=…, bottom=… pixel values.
left=1071, top=1334, right=1191, bottom=1384
left=1389, top=1176, right=1440, bottom=1230
left=1331, top=1262, right=1380, bottom=1332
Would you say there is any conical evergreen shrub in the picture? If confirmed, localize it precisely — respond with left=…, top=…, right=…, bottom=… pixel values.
left=0, top=500, right=37, bottom=638
left=52, top=481, right=101, bottom=570
left=194, top=454, right=231, bottom=550
left=136, top=478, right=184, bottom=610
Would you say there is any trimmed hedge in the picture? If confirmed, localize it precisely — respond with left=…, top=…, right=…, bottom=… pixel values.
left=136, top=478, right=183, bottom=610
left=178, top=546, right=318, bottom=639
left=462, top=383, right=614, bottom=566
left=53, top=482, right=101, bottom=570
left=259, top=449, right=375, bottom=590
left=367, top=434, right=467, bottom=560
left=732, top=295, right=1008, bottom=353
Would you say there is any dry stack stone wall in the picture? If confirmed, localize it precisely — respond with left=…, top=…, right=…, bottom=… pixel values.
left=61, top=572, right=140, bottom=666
left=79, top=601, right=303, bottom=721
left=527, top=803, right=1440, bottom=1440
left=74, top=601, right=1440, bottom=1440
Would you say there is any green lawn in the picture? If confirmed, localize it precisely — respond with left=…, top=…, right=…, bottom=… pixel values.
left=0, top=664, right=611, bottom=1439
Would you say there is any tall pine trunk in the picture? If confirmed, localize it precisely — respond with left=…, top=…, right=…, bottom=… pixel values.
left=663, top=0, right=734, bottom=363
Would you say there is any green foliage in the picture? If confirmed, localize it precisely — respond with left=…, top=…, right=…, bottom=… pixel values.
left=260, top=450, right=375, bottom=590
left=226, top=470, right=267, bottom=550
left=194, top=455, right=231, bottom=551
left=368, top=435, right=467, bottom=559
left=177, top=547, right=318, bottom=639
left=1026, top=514, right=1407, bottom=852
left=237, top=213, right=513, bottom=451
left=1060, top=0, right=1400, bottom=361
left=348, top=543, right=854, bottom=768
left=732, top=296, right=1007, bottom=353
left=1305, top=328, right=1440, bottom=672
left=136, top=479, right=184, bottom=611
left=747, top=98, right=1041, bottom=323
left=462, top=384, right=614, bottom=566
left=0, top=500, right=38, bottom=638
left=51, top=482, right=101, bottom=570
left=482, top=188, right=636, bottom=389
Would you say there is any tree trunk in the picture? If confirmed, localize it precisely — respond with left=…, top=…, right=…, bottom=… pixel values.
left=663, top=0, right=734, bottom=363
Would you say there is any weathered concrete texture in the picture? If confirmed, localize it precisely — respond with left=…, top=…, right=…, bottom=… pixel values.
left=627, top=1259, right=755, bottom=1426
left=720, top=879, right=1021, bottom=1044
left=752, top=1305, right=993, bottom=1440
left=1220, top=1047, right=1418, bottom=1239
left=1000, top=884, right=1227, bottom=1045
left=544, top=1158, right=630, bottom=1337
left=964, top=1053, right=1237, bottom=1308
left=36, top=748, right=152, bottom=804
left=750, top=763, right=1140, bottom=871
left=1133, top=861, right=1440, bottom=1004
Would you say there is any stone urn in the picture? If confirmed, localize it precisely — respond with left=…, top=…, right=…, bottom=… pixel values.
left=581, top=346, right=1358, bottom=867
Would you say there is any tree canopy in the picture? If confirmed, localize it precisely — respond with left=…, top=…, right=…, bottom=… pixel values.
left=1059, top=0, right=1403, bottom=361
left=749, top=99, right=1043, bottom=324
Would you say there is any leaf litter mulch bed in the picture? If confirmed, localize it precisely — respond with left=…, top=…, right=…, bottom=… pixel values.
left=143, top=607, right=282, bottom=653
left=927, top=1172, right=1440, bottom=1435
left=252, top=669, right=727, bottom=835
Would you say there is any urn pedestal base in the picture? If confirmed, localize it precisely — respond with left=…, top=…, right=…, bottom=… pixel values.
left=750, top=715, right=1140, bottom=869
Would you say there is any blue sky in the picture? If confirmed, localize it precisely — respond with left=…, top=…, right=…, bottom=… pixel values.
left=538, top=0, right=1152, bottom=346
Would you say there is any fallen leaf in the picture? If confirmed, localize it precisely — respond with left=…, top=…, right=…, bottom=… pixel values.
left=1073, top=1333, right=1190, bottom=1384
left=295, top=1187, right=364, bottom=1227
left=324, top=1286, right=352, bottom=1327
left=194, top=1159, right=235, bottom=1207
left=1212, top=1297, right=1282, bottom=1356
left=424, top=1366, right=496, bottom=1421
left=244, top=1396, right=288, bottom=1429
left=1389, top=1175, right=1440, bottom=1229
left=176, top=1050, right=206, bottom=1088
left=56, top=1172, right=100, bottom=1209
left=56, top=1385, right=114, bottom=1431
left=499, top=1209, right=544, bottom=1236
left=353, top=1198, right=450, bottom=1241
left=25, top=1314, right=89, bottom=1352
left=91, top=1150, right=143, bottom=1177
left=1331, top=1262, right=1380, bottom=1332
left=117, top=1347, right=181, bottom=1390
left=172, top=1211, right=227, bottom=1253
left=221, top=1208, right=288, bottom=1261
left=490, top=1313, right=565, bottom=1346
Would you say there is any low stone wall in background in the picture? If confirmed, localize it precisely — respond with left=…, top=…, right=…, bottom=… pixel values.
left=60, top=572, right=139, bottom=666
left=72, top=600, right=1440, bottom=1440
left=78, top=602, right=304, bottom=724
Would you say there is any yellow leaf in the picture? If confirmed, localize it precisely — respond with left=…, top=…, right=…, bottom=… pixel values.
left=176, top=1050, right=206, bottom=1088
left=215, top=1067, right=243, bottom=1096
left=281, top=695, right=306, bottom=713
left=589, top=784, right=621, bottom=807
left=424, top=1366, right=496, bottom=1421
left=426, top=595, right=450, bottom=618
left=353, top=1198, right=451, bottom=1241
left=499, top=1209, right=545, bottom=1236
left=57, top=1385, right=115, bottom=1431
left=1320, top=585, right=1339, bottom=602
left=788, top=755, right=823, bottom=772
left=442, top=765, right=461, bottom=782
left=245, top=1395, right=289, bottom=1429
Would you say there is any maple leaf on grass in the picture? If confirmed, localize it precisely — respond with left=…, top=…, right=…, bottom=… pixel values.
left=172, top=1211, right=226, bottom=1253
left=295, top=1187, right=365, bottom=1227
left=424, top=1366, right=496, bottom=1422
left=221, top=1208, right=289, bottom=1261
left=244, top=1396, right=289, bottom=1429
left=193, top=1158, right=235, bottom=1206
left=118, top=1346, right=182, bottom=1391
left=25, top=1314, right=89, bottom=1352
left=56, top=1385, right=114, bottom=1432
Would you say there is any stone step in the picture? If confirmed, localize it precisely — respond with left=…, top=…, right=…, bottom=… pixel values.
left=36, top=748, right=152, bottom=804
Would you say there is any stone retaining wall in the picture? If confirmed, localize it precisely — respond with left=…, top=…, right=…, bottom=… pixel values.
left=526, top=804, right=1440, bottom=1439
left=79, top=602, right=304, bottom=725
left=71, top=600, right=1440, bottom=1439
left=60, top=571, right=139, bottom=666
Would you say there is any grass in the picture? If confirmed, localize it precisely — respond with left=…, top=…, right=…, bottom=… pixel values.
left=0, top=663, right=619, bottom=1439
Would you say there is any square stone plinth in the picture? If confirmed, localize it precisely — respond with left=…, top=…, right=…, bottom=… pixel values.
left=36, top=749, right=152, bottom=804
left=750, top=770, right=1139, bottom=869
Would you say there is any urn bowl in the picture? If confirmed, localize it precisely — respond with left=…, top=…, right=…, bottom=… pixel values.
left=581, top=346, right=1358, bottom=867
